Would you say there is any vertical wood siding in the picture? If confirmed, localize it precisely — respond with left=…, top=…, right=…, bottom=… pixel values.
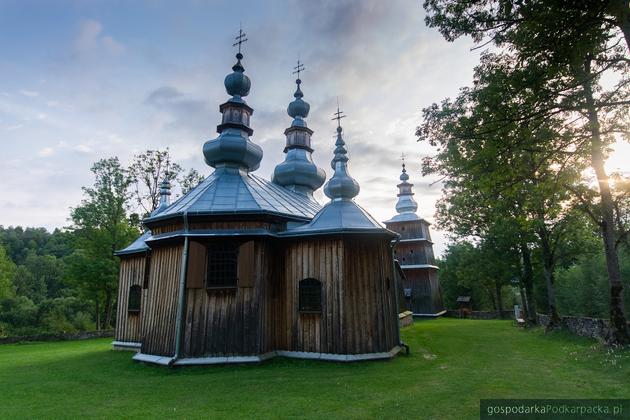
left=140, top=244, right=183, bottom=356
left=404, top=268, right=442, bottom=314
left=115, top=255, right=146, bottom=343
left=132, top=234, right=399, bottom=358
left=273, top=237, right=398, bottom=355
left=181, top=240, right=269, bottom=357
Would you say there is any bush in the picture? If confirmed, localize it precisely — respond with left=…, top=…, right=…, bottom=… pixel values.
left=0, top=296, right=39, bottom=331
left=38, top=297, right=93, bottom=334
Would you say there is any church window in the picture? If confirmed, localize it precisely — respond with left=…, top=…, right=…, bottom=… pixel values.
left=299, top=278, right=322, bottom=313
left=206, top=243, right=238, bottom=288
left=128, top=285, right=142, bottom=313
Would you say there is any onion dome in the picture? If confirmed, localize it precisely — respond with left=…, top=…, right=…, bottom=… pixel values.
left=395, top=162, right=418, bottom=214
left=272, top=62, right=325, bottom=198
left=203, top=31, right=263, bottom=173
left=287, top=80, right=310, bottom=120
left=224, top=53, right=251, bottom=98
left=151, top=176, right=172, bottom=216
left=283, top=107, right=395, bottom=238
left=323, top=117, right=360, bottom=200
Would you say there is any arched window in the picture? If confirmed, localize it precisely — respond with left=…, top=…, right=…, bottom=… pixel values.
left=299, top=278, right=322, bottom=313
left=128, top=285, right=142, bottom=314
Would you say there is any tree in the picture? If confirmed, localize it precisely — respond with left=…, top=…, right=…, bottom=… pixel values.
left=0, top=226, right=52, bottom=265
left=611, top=173, right=630, bottom=250
left=423, top=0, right=630, bottom=344
left=179, top=168, right=205, bottom=195
left=438, top=238, right=517, bottom=312
left=0, top=245, right=15, bottom=300
left=68, top=158, right=138, bottom=329
left=423, top=0, right=630, bottom=55
left=418, top=52, right=591, bottom=326
left=127, top=149, right=183, bottom=216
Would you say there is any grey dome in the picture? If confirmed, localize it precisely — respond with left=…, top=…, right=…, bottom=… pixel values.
left=203, top=128, right=263, bottom=171
left=287, top=81, right=310, bottom=119
left=272, top=70, right=325, bottom=198
left=204, top=51, right=262, bottom=172
left=323, top=124, right=359, bottom=200
left=224, top=54, right=251, bottom=97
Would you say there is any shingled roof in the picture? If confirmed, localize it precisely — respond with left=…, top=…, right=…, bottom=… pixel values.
left=144, top=168, right=322, bottom=224
left=283, top=199, right=396, bottom=237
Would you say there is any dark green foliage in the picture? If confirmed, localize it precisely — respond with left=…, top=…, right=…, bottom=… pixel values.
left=0, top=245, right=15, bottom=300
left=0, top=296, right=39, bottom=336
left=0, top=226, right=57, bottom=265
left=68, top=157, right=139, bottom=329
left=556, top=247, right=630, bottom=318
left=439, top=236, right=519, bottom=311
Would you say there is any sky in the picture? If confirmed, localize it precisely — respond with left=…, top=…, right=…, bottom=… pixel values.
left=1, top=1, right=628, bottom=257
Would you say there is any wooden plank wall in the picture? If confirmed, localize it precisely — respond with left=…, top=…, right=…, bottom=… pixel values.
left=133, top=234, right=399, bottom=358
left=151, top=223, right=184, bottom=235
left=405, top=268, right=442, bottom=314
left=271, top=238, right=398, bottom=355
left=181, top=240, right=270, bottom=357
left=140, top=244, right=183, bottom=356
left=385, top=221, right=424, bottom=240
left=115, top=255, right=146, bottom=343
left=271, top=239, right=344, bottom=354
left=343, top=238, right=399, bottom=354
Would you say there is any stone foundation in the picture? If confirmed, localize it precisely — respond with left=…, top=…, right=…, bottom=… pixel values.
left=399, top=311, right=413, bottom=328
left=444, top=310, right=515, bottom=319
left=0, top=330, right=114, bottom=344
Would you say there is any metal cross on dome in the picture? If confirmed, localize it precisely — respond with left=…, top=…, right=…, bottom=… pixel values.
left=232, top=26, right=248, bottom=54
left=292, top=59, right=305, bottom=79
left=332, top=98, right=346, bottom=128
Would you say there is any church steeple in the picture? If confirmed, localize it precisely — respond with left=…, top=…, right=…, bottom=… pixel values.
left=323, top=104, right=360, bottom=201
left=272, top=60, right=325, bottom=198
left=395, top=156, right=419, bottom=215
left=203, top=28, right=263, bottom=172
left=151, top=175, right=172, bottom=216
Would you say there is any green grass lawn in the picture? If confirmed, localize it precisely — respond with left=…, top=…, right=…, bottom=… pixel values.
left=1, top=318, right=628, bottom=419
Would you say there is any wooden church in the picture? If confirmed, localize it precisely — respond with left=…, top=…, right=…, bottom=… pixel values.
left=113, top=35, right=405, bottom=365
left=384, top=162, right=444, bottom=316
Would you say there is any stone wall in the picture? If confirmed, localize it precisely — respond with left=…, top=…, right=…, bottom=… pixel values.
left=444, top=309, right=515, bottom=319
left=0, top=330, right=114, bottom=345
left=537, top=314, right=612, bottom=340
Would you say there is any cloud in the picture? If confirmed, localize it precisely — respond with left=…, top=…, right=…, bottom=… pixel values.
left=144, top=86, right=211, bottom=134
left=19, top=90, right=39, bottom=97
left=73, top=19, right=125, bottom=55
left=38, top=147, right=54, bottom=157
left=74, top=144, right=94, bottom=154
left=102, top=36, right=125, bottom=55
left=74, top=19, right=103, bottom=52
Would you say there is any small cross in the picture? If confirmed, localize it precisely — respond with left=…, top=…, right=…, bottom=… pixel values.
left=232, top=25, right=248, bottom=54
left=331, top=98, right=346, bottom=127
left=292, top=59, right=305, bottom=79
